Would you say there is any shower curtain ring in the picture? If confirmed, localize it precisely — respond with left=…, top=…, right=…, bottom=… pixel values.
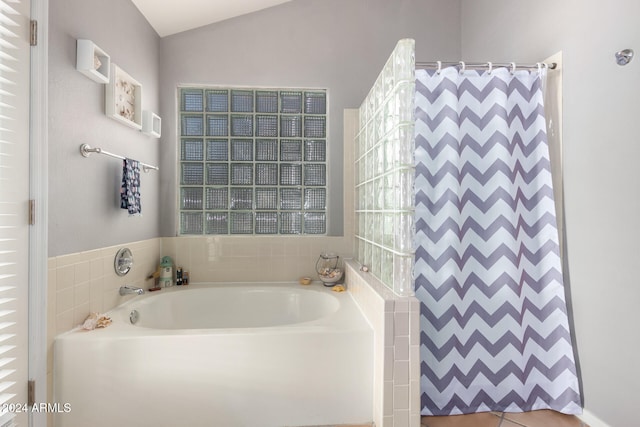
left=487, top=62, right=493, bottom=74
left=436, top=60, right=442, bottom=74
left=536, top=62, right=542, bottom=74
left=459, top=61, right=466, bottom=74
left=510, top=62, right=516, bottom=74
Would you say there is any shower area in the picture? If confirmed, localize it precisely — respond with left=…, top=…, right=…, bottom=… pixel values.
left=354, top=39, right=581, bottom=423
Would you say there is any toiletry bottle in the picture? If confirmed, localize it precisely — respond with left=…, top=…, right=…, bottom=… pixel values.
left=159, top=256, right=173, bottom=287
left=176, top=267, right=183, bottom=286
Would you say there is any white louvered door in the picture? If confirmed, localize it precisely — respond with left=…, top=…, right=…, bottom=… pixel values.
left=0, top=0, right=30, bottom=425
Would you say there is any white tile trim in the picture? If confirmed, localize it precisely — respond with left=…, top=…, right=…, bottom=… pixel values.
left=345, top=259, right=420, bottom=427
left=579, top=409, right=611, bottom=427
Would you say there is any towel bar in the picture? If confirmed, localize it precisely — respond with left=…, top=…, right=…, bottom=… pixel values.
left=79, top=144, right=159, bottom=172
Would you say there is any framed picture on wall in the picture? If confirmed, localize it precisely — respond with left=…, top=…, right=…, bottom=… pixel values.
left=105, top=64, right=142, bottom=130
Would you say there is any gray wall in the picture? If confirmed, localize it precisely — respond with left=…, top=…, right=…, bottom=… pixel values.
left=158, top=0, right=461, bottom=236
left=461, top=1, right=640, bottom=425
left=48, top=0, right=460, bottom=252
left=49, top=0, right=161, bottom=256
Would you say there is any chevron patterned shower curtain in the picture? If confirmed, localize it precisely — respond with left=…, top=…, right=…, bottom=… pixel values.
left=414, top=67, right=582, bottom=416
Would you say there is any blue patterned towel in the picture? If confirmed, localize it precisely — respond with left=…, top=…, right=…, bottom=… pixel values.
left=120, top=158, right=141, bottom=215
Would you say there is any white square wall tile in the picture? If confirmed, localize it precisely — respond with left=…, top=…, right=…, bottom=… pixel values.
left=384, top=311, right=394, bottom=343
left=81, top=248, right=102, bottom=262
left=393, top=360, right=409, bottom=385
left=56, top=265, right=75, bottom=291
left=102, top=289, right=119, bottom=312
left=393, top=409, right=409, bottom=427
left=410, top=380, right=421, bottom=414
left=55, top=309, right=74, bottom=335
left=394, top=311, right=409, bottom=336
left=56, top=288, right=74, bottom=315
left=393, top=384, right=409, bottom=410
left=384, top=346, right=394, bottom=381
left=48, top=267, right=57, bottom=291
left=73, top=303, right=91, bottom=326
left=409, top=297, right=419, bottom=313
left=47, top=283, right=56, bottom=317
left=90, top=258, right=104, bottom=279
left=394, top=336, right=409, bottom=361
left=384, top=298, right=395, bottom=312
left=395, top=298, right=409, bottom=313
left=102, top=253, right=115, bottom=278
left=55, top=253, right=82, bottom=267
left=383, top=380, right=394, bottom=416
left=74, top=283, right=90, bottom=306
left=410, top=305, right=420, bottom=346
left=409, top=344, right=420, bottom=380
left=89, top=299, right=103, bottom=315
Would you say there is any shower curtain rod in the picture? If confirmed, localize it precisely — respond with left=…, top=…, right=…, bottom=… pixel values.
left=79, top=143, right=159, bottom=172
left=415, top=61, right=557, bottom=71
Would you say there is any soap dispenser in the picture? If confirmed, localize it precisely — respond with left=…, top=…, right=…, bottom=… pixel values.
left=159, top=256, right=173, bottom=287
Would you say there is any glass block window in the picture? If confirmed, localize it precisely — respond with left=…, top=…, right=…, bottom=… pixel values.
left=178, top=87, right=328, bottom=235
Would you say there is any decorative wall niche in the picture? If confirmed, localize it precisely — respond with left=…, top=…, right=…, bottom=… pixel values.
left=105, top=64, right=142, bottom=130
left=142, top=110, right=161, bottom=138
left=76, top=39, right=110, bottom=83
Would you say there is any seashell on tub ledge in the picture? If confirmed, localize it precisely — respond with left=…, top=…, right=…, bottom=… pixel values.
left=82, top=312, right=112, bottom=330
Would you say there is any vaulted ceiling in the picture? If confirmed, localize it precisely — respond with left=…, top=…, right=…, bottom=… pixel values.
left=130, top=0, right=294, bottom=37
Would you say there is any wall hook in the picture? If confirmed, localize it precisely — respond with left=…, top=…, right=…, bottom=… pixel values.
left=615, top=49, right=634, bottom=66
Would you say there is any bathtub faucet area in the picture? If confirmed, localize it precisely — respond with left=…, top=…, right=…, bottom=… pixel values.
left=119, top=285, right=144, bottom=296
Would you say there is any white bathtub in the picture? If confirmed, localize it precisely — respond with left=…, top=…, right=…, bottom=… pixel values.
left=54, top=283, right=373, bottom=427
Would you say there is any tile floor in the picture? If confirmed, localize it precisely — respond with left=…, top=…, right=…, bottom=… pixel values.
left=421, top=410, right=588, bottom=427
left=300, top=425, right=372, bottom=427
left=302, top=410, right=587, bottom=427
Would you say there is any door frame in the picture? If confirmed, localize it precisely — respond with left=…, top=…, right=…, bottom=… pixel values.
left=28, top=0, right=48, bottom=425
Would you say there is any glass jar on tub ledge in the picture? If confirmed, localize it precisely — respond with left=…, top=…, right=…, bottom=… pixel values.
left=315, top=253, right=343, bottom=287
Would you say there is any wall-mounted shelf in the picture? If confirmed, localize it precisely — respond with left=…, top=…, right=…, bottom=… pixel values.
left=76, top=39, right=110, bottom=84
left=142, top=110, right=161, bottom=138
left=105, top=64, right=143, bottom=130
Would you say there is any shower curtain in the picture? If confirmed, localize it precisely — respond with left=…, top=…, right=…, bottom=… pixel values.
left=414, top=66, right=581, bottom=415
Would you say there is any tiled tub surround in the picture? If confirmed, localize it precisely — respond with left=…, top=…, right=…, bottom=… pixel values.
left=47, top=237, right=353, bottom=422
left=345, top=260, right=421, bottom=427
left=46, top=234, right=352, bottom=357
left=160, top=235, right=353, bottom=283
left=48, top=244, right=416, bottom=427
left=48, top=238, right=161, bottom=333
left=47, top=238, right=161, bottom=425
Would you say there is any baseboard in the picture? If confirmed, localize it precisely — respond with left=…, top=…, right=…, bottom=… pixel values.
left=579, top=409, right=610, bottom=427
